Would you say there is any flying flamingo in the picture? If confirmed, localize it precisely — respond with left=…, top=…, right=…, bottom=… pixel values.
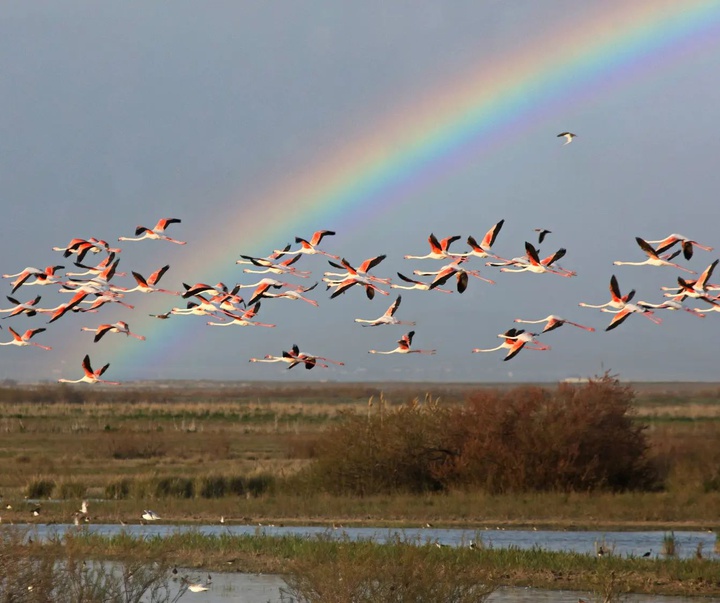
left=326, top=271, right=389, bottom=300
left=354, top=295, right=415, bottom=327
left=579, top=275, right=635, bottom=310
left=239, top=278, right=304, bottom=306
left=368, top=331, right=436, bottom=355
left=390, top=272, right=453, bottom=293
left=514, top=315, right=595, bottom=333
left=0, top=295, right=42, bottom=318
left=499, top=242, right=575, bottom=277
left=662, top=260, right=720, bottom=305
left=453, top=220, right=506, bottom=260
left=206, top=304, right=276, bottom=327
left=79, top=291, right=135, bottom=312
left=534, top=228, right=552, bottom=245
left=81, top=321, right=146, bottom=343
left=557, top=132, right=576, bottom=145
left=123, top=265, right=179, bottom=295
left=2, top=265, right=65, bottom=293
left=287, top=343, right=344, bottom=367
left=644, top=233, right=713, bottom=260
left=58, top=354, right=120, bottom=385
left=0, top=326, right=52, bottom=350
left=472, top=328, right=550, bottom=361
left=262, top=282, right=320, bottom=306
left=613, top=237, right=696, bottom=273
left=239, top=252, right=311, bottom=278
left=636, top=299, right=706, bottom=318
left=601, top=303, right=662, bottom=331
left=41, top=291, right=89, bottom=324
left=414, top=257, right=495, bottom=292
left=324, top=255, right=390, bottom=284
left=404, top=233, right=461, bottom=261
left=66, top=253, right=126, bottom=278
left=235, top=244, right=291, bottom=266
left=275, top=230, right=339, bottom=259
left=118, top=218, right=186, bottom=245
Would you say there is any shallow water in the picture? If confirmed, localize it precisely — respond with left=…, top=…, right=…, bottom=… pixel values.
left=28, top=522, right=718, bottom=560
left=166, top=573, right=718, bottom=602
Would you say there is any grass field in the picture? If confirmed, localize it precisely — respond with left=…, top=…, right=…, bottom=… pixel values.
left=0, top=380, right=718, bottom=529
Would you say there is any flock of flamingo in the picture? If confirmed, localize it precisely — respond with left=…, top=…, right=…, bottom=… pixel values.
left=1, top=213, right=718, bottom=383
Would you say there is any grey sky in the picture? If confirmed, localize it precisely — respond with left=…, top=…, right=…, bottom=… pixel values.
left=2, top=2, right=720, bottom=383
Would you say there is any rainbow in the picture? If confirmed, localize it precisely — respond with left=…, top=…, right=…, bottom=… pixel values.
left=98, top=0, right=720, bottom=377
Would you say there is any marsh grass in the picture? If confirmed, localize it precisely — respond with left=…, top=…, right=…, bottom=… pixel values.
left=0, top=527, right=189, bottom=602
left=10, top=530, right=719, bottom=598
left=661, top=532, right=678, bottom=557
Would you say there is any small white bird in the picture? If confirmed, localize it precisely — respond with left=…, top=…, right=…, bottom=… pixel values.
left=557, top=131, right=576, bottom=145
left=141, top=509, right=160, bottom=521
left=187, top=583, right=209, bottom=593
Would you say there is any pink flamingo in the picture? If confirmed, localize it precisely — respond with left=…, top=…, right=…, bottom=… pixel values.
left=58, top=355, right=120, bottom=385
left=275, top=230, right=338, bottom=259
left=472, top=328, right=550, bottom=361
left=368, top=331, right=436, bottom=355
left=0, top=326, right=51, bottom=350
left=118, top=218, right=186, bottom=245
left=514, top=315, right=595, bottom=333
left=404, top=233, right=461, bottom=260
left=123, top=265, right=179, bottom=295
left=81, top=321, right=145, bottom=343
left=613, top=237, right=695, bottom=273
left=354, top=295, right=415, bottom=327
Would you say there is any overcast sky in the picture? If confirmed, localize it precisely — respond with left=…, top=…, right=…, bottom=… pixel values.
left=2, top=1, right=720, bottom=384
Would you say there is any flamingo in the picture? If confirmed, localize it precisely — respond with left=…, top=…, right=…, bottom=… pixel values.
left=61, top=258, right=124, bottom=294
left=499, top=242, right=575, bottom=277
left=239, top=252, right=311, bottom=278
left=662, top=260, right=720, bottom=305
left=287, top=343, right=344, bottom=367
left=2, top=265, right=65, bottom=293
left=239, top=278, right=304, bottom=306
left=557, top=132, right=576, bottom=145
left=514, top=315, right=595, bottom=333
left=453, top=220, right=506, bottom=260
left=644, top=234, right=714, bottom=260
left=601, top=303, right=662, bottom=331
left=274, top=230, right=338, bottom=259
left=66, top=253, right=126, bottom=278
left=262, top=282, right=319, bottom=306
left=636, top=299, right=706, bottom=318
left=79, top=290, right=135, bottom=312
left=534, top=228, right=552, bottom=245
left=0, top=295, right=42, bottom=318
left=58, top=355, right=120, bottom=385
left=613, top=237, right=696, bottom=273
left=118, top=218, right=186, bottom=245
left=368, top=330, right=436, bottom=355
left=404, top=233, right=461, bottom=260
left=0, top=326, right=51, bottom=350
left=324, top=255, right=390, bottom=284
left=81, top=321, right=146, bottom=343
left=326, top=271, right=389, bottom=300
left=390, top=272, right=453, bottom=293
left=472, top=328, right=550, bottom=361
left=354, top=295, right=415, bottom=327
left=206, top=304, right=275, bottom=327
left=123, top=265, right=179, bottom=295
left=414, top=257, right=495, bottom=292
left=43, top=291, right=89, bottom=324
left=149, top=312, right=171, bottom=319
left=579, top=275, right=635, bottom=310
left=235, top=244, right=291, bottom=266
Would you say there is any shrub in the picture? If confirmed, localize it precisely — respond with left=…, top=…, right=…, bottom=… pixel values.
left=246, top=473, right=276, bottom=497
left=154, top=476, right=194, bottom=499
left=25, top=478, right=55, bottom=499
left=300, top=376, right=660, bottom=495
left=105, top=478, right=132, bottom=500
left=199, top=475, right=227, bottom=498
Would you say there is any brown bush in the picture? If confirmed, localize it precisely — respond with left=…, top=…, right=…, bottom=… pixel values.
left=301, top=376, right=660, bottom=495
left=441, top=375, right=659, bottom=493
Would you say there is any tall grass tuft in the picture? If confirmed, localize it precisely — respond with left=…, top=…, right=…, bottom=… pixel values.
left=281, top=535, right=497, bottom=603
left=57, top=480, right=87, bottom=499
left=662, top=532, right=678, bottom=557
left=25, top=477, right=55, bottom=499
left=154, top=476, right=195, bottom=499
